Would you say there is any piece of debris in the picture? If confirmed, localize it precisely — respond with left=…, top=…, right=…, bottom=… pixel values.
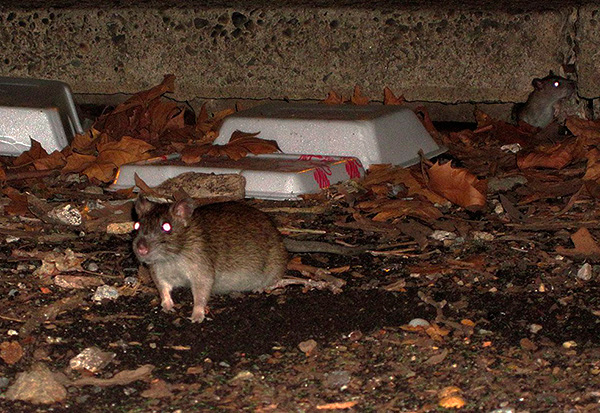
left=575, top=262, right=593, bottom=281
left=298, top=339, right=318, bottom=356
left=72, top=364, right=154, bottom=387
left=69, top=347, right=116, bottom=373
left=0, top=341, right=24, bottom=365
left=4, top=363, right=67, bottom=404
left=92, top=285, right=120, bottom=302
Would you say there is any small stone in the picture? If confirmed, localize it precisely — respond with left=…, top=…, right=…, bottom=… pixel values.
left=500, top=143, right=522, bottom=153
left=48, top=204, right=82, bottom=226
left=347, top=330, right=363, bottom=341
left=562, top=340, right=577, bottom=348
left=323, top=370, right=351, bottom=389
left=576, top=263, right=592, bottom=281
left=124, top=276, right=138, bottom=287
left=4, top=363, right=67, bottom=404
left=83, top=186, right=104, bottom=195
left=529, top=324, right=543, bottom=334
left=5, top=235, right=19, bottom=243
left=298, top=339, right=318, bottom=356
left=430, top=230, right=456, bottom=241
left=86, top=262, right=99, bottom=272
left=472, top=231, right=494, bottom=241
left=230, top=370, right=254, bottom=383
left=69, top=347, right=116, bottom=373
left=408, top=318, right=431, bottom=328
left=92, top=285, right=119, bottom=302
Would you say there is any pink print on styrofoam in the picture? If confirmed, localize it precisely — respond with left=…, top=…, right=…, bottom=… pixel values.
left=345, top=158, right=362, bottom=178
left=313, top=167, right=332, bottom=188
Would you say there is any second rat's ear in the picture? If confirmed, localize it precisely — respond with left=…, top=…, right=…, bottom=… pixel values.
left=170, top=198, right=196, bottom=224
left=532, top=78, right=544, bottom=90
left=135, top=196, right=154, bottom=217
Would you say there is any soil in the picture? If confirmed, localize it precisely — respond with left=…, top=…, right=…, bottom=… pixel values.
left=1, top=118, right=600, bottom=412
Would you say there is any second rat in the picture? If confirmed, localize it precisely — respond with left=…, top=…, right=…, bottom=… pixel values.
left=516, top=73, right=576, bottom=128
left=133, top=198, right=288, bottom=323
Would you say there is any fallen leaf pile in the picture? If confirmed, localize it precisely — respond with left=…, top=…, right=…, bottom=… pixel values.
left=0, top=75, right=279, bottom=184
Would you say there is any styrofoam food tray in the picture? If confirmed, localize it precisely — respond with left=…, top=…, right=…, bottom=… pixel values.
left=0, top=77, right=83, bottom=156
left=111, top=153, right=364, bottom=200
left=217, top=103, right=446, bottom=168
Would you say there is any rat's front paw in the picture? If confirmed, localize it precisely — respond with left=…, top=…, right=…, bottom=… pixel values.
left=161, top=298, right=175, bottom=313
left=189, top=306, right=206, bottom=323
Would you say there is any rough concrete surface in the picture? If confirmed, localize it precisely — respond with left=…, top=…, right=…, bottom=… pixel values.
left=0, top=1, right=595, bottom=121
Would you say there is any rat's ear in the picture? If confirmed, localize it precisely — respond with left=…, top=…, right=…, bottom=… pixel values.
left=135, top=196, right=155, bottom=217
left=170, top=198, right=196, bottom=224
left=532, top=78, right=544, bottom=90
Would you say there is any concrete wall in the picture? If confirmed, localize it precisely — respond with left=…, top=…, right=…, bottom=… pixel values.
left=0, top=1, right=596, bottom=121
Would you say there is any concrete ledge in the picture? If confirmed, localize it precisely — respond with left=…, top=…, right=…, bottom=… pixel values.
left=0, top=1, right=595, bottom=121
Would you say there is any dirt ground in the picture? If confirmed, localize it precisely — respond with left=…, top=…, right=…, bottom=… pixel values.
left=0, top=89, right=600, bottom=411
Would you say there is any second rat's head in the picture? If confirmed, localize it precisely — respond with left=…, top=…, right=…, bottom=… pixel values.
left=532, top=74, right=576, bottom=101
left=132, top=197, right=197, bottom=264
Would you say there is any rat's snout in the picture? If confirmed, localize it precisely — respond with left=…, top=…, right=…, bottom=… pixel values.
left=135, top=238, right=150, bottom=257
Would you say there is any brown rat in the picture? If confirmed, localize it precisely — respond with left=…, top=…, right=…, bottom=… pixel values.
left=133, top=198, right=288, bottom=323
left=516, top=74, right=576, bottom=128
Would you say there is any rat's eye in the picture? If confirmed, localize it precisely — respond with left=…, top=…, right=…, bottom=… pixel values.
left=133, top=222, right=140, bottom=231
left=161, top=222, right=172, bottom=233
left=553, top=81, right=560, bottom=88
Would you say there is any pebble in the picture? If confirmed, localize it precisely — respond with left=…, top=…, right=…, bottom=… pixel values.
left=576, top=263, right=592, bottom=281
left=124, top=276, right=138, bottom=287
left=48, top=204, right=82, bottom=226
left=408, top=318, right=431, bottom=328
left=430, top=230, right=456, bottom=241
left=69, top=347, right=116, bottom=373
left=323, top=370, right=351, bottom=389
left=86, top=262, right=99, bottom=272
left=92, top=285, right=119, bottom=302
left=298, top=339, right=318, bottom=356
left=472, top=231, right=494, bottom=241
left=529, top=324, right=543, bottom=334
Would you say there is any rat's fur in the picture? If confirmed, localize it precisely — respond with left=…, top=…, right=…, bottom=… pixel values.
left=517, top=74, right=576, bottom=128
left=133, top=198, right=288, bottom=322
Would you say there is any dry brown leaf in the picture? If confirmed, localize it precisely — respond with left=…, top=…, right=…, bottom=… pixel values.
left=363, top=165, right=446, bottom=204
left=180, top=144, right=211, bottom=163
left=81, top=136, right=154, bottom=182
left=13, top=139, right=48, bottom=167
left=72, top=364, right=154, bottom=387
left=183, top=131, right=280, bottom=163
left=357, top=198, right=442, bottom=222
left=566, top=116, right=600, bottom=146
left=0, top=165, right=6, bottom=182
left=71, top=129, right=101, bottom=153
left=427, top=161, right=487, bottom=209
left=33, top=151, right=66, bottom=171
left=555, top=227, right=600, bottom=258
left=62, top=153, right=97, bottom=174
left=350, top=85, right=369, bottom=105
left=111, top=75, right=175, bottom=115
left=414, top=106, right=443, bottom=141
left=3, top=187, right=30, bottom=216
left=196, top=107, right=236, bottom=137
left=583, top=148, right=600, bottom=181
left=323, top=90, right=344, bottom=105
left=517, top=139, right=583, bottom=170
left=383, top=87, right=405, bottom=105
left=134, top=173, right=157, bottom=195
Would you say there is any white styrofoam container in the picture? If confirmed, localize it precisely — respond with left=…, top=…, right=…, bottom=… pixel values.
left=217, top=103, right=446, bottom=168
left=111, top=153, right=364, bottom=200
left=0, top=77, right=83, bottom=156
